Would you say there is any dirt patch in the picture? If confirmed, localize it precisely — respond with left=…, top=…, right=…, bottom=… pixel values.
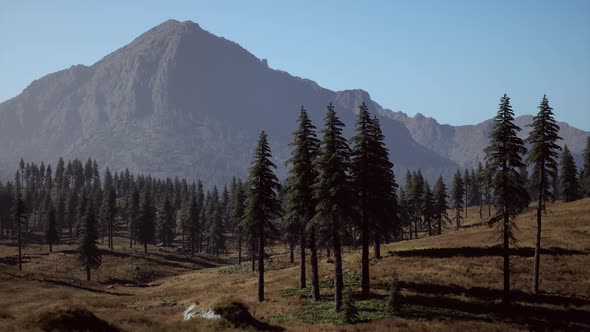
left=33, top=307, right=119, bottom=332
left=213, top=298, right=284, bottom=331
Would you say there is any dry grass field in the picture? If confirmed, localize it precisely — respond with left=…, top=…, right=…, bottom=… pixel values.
left=0, top=198, right=589, bottom=331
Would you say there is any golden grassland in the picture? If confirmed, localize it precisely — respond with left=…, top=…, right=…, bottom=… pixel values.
left=0, top=198, right=589, bottom=331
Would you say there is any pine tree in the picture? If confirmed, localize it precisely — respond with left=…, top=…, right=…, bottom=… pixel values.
left=43, top=195, right=59, bottom=252
left=450, top=170, right=465, bottom=230
left=463, top=168, right=471, bottom=219
left=65, top=189, right=78, bottom=236
left=78, top=192, right=101, bottom=281
left=368, top=116, right=398, bottom=255
left=285, top=107, right=321, bottom=297
left=207, top=203, right=226, bottom=255
left=127, top=187, right=140, bottom=248
left=99, top=169, right=116, bottom=249
left=349, top=102, right=373, bottom=298
left=11, top=186, right=27, bottom=271
left=484, top=94, right=529, bottom=307
left=422, top=180, right=435, bottom=236
left=137, top=186, right=155, bottom=253
left=526, top=95, right=562, bottom=294
left=312, top=103, right=355, bottom=311
left=229, top=179, right=246, bottom=264
left=410, top=170, right=424, bottom=238
left=243, top=131, right=282, bottom=302
left=433, top=176, right=449, bottom=235
left=558, top=145, right=580, bottom=202
left=580, top=137, right=590, bottom=197
left=187, top=193, right=200, bottom=255
left=156, top=194, right=176, bottom=246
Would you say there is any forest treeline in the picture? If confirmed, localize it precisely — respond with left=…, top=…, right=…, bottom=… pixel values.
left=0, top=96, right=589, bottom=312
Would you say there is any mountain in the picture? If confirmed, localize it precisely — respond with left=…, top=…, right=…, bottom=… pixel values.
left=0, top=20, right=456, bottom=186
left=387, top=111, right=590, bottom=169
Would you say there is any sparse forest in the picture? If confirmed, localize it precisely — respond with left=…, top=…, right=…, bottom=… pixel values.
left=0, top=95, right=589, bottom=330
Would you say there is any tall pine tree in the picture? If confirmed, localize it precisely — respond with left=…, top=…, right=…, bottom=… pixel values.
left=526, top=95, right=561, bottom=294
left=243, top=131, right=282, bottom=302
left=78, top=192, right=101, bottom=281
left=312, top=103, right=355, bottom=310
left=285, top=107, right=321, bottom=298
left=484, top=94, right=529, bottom=306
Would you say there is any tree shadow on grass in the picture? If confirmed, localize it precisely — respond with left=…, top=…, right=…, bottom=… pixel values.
left=370, top=280, right=590, bottom=330
left=391, top=246, right=587, bottom=258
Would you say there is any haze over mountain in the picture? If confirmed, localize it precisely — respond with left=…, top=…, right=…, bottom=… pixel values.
left=0, top=20, right=587, bottom=186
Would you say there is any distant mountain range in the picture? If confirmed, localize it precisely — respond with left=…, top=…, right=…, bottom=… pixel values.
left=0, top=20, right=587, bottom=186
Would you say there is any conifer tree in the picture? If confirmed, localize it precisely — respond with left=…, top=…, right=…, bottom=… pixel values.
left=450, top=170, right=464, bottom=230
left=157, top=194, right=176, bottom=246
left=526, top=95, right=561, bottom=294
left=229, top=179, right=246, bottom=264
left=410, top=170, right=424, bottom=238
left=137, top=186, right=155, bottom=253
left=187, top=193, right=200, bottom=255
left=350, top=102, right=374, bottom=297
left=243, top=131, right=282, bottom=302
left=78, top=192, right=101, bottom=281
left=100, top=169, right=116, bottom=249
left=285, top=107, right=321, bottom=297
left=43, top=195, right=59, bottom=252
left=433, top=176, right=449, bottom=235
left=368, top=116, right=398, bottom=254
left=422, top=180, right=435, bottom=236
left=312, top=103, right=355, bottom=310
left=11, top=186, right=27, bottom=271
left=127, top=187, right=140, bottom=248
left=65, top=189, right=78, bottom=236
left=463, top=169, right=471, bottom=219
left=484, top=94, right=529, bottom=306
left=580, top=137, right=590, bottom=197
left=207, top=203, right=226, bottom=255
left=558, top=145, right=580, bottom=202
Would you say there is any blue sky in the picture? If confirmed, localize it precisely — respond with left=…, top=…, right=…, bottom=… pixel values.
left=1, top=1, right=589, bottom=129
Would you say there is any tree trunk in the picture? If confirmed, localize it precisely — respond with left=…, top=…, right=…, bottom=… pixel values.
left=18, top=218, right=22, bottom=271
left=129, top=230, right=133, bottom=248
left=310, top=228, right=320, bottom=301
left=361, top=202, right=370, bottom=298
left=409, top=223, right=413, bottom=240
left=299, top=226, right=306, bottom=289
left=333, top=229, right=343, bottom=311
left=456, top=208, right=461, bottom=230
left=251, top=242, right=256, bottom=272
left=533, top=166, right=544, bottom=294
left=289, top=242, right=294, bottom=263
left=237, top=231, right=242, bottom=265
left=414, top=217, right=418, bottom=239
left=258, top=221, right=264, bottom=302
left=86, top=266, right=91, bottom=281
left=503, top=209, right=510, bottom=307
left=49, top=243, right=52, bottom=253
left=374, top=235, right=381, bottom=259
left=427, top=218, right=432, bottom=236
left=144, top=242, right=148, bottom=254
left=438, top=216, right=442, bottom=235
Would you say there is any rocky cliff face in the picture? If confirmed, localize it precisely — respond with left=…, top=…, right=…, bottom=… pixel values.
left=0, top=20, right=456, bottom=186
left=386, top=111, right=589, bottom=169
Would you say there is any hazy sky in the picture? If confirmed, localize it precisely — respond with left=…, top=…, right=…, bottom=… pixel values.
left=1, top=1, right=589, bottom=129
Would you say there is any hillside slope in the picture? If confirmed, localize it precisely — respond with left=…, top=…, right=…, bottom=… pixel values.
left=0, top=198, right=588, bottom=330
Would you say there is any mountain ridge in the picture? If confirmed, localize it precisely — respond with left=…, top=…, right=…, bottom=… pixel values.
left=0, top=20, right=587, bottom=185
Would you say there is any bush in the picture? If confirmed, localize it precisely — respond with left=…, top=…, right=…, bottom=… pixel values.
left=388, top=271, right=401, bottom=314
left=341, top=287, right=359, bottom=324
